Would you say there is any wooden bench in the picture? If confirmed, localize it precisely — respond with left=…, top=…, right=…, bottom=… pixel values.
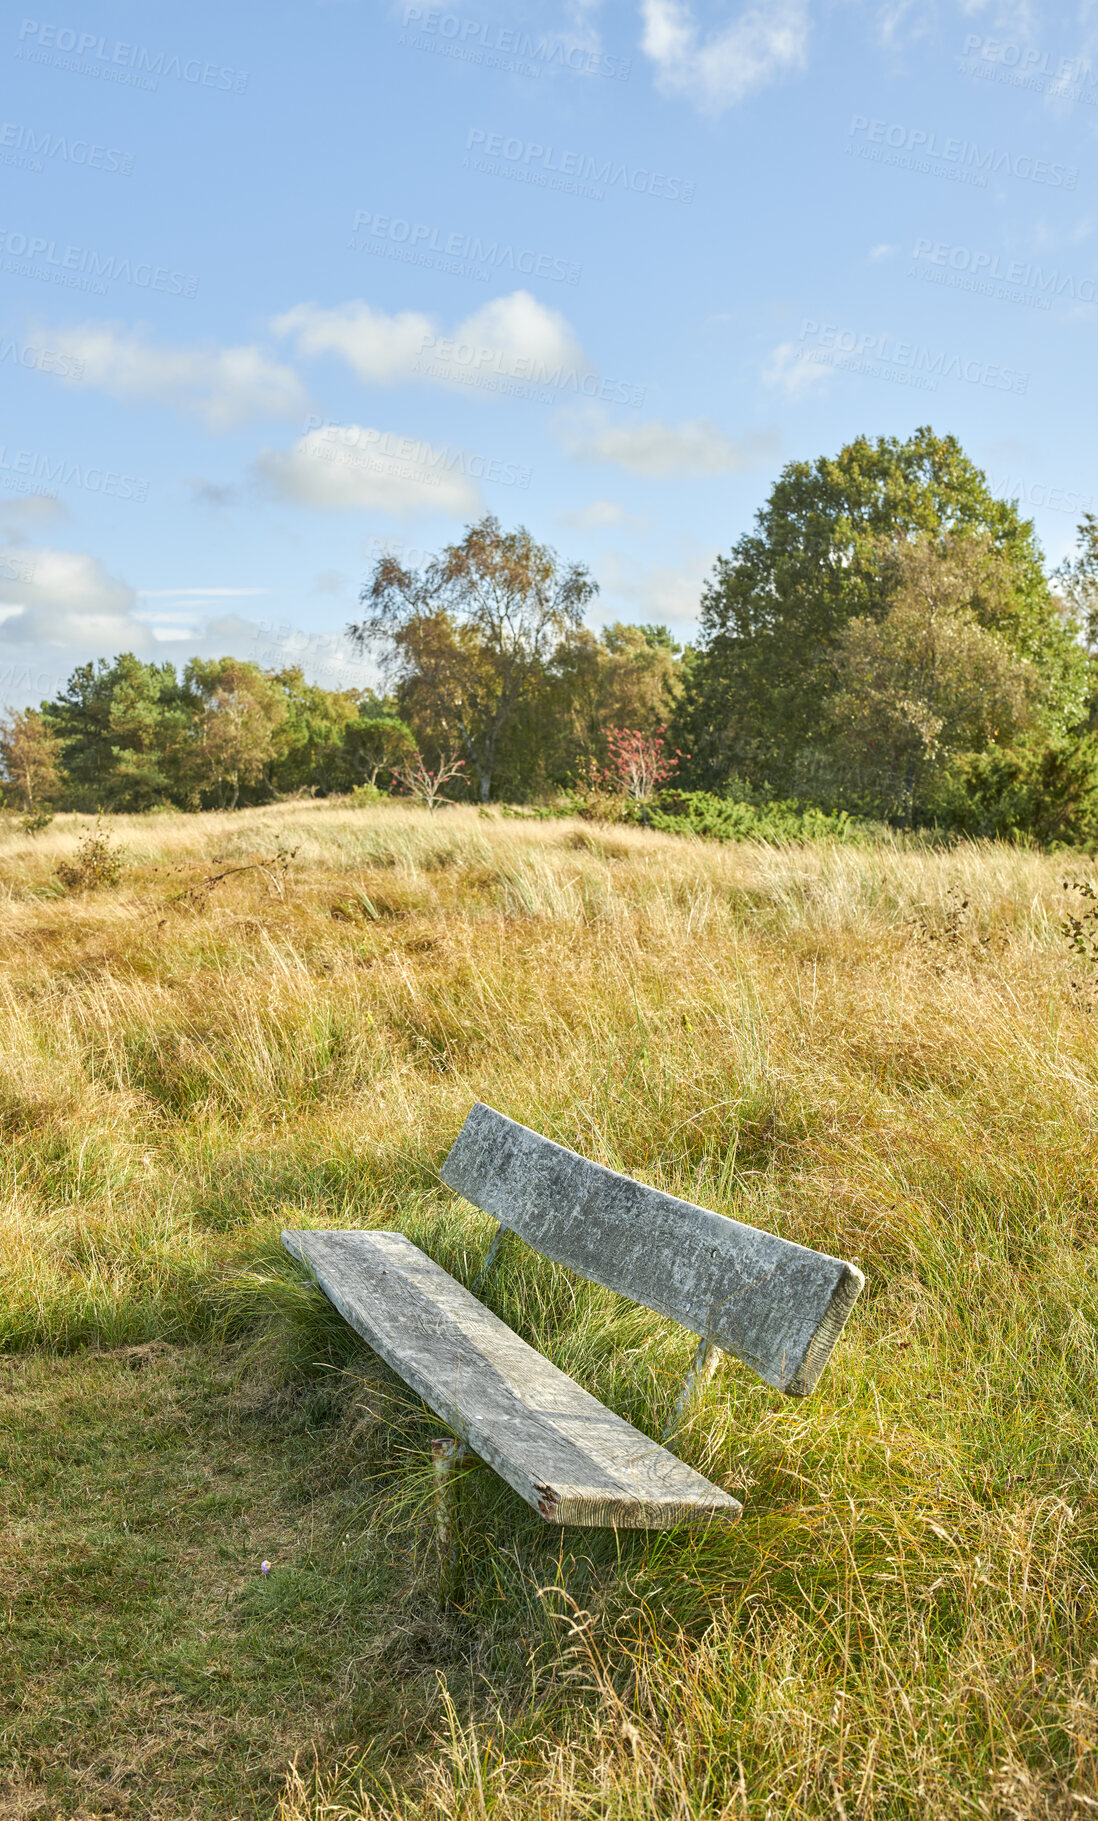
left=282, top=1102, right=864, bottom=1543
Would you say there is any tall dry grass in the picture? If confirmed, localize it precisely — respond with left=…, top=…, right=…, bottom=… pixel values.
left=4, top=802, right=1098, bottom=1817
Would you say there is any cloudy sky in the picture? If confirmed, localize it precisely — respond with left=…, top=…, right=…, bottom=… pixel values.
left=0, top=0, right=1095, bottom=701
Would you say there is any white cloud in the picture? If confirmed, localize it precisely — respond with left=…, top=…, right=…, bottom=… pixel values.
left=273, top=290, right=588, bottom=393
left=138, top=586, right=268, bottom=598
left=597, top=543, right=719, bottom=631
left=0, top=553, right=276, bottom=663
left=0, top=494, right=69, bottom=536
left=134, top=585, right=268, bottom=638
left=762, top=340, right=833, bottom=399
left=31, top=322, right=310, bottom=430
left=873, top=0, right=933, bottom=49
left=139, top=610, right=267, bottom=647
left=559, top=499, right=638, bottom=530
left=0, top=543, right=149, bottom=649
left=869, top=243, right=898, bottom=261
left=253, top=424, right=481, bottom=516
left=0, top=549, right=356, bottom=697
left=272, top=300, right=430, bottom=382
left=640, top=0, right=808, bottom=112
left=562, top=409, right=778, bottom=475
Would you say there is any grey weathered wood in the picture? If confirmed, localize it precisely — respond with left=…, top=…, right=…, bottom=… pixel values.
left=441, top=1103, right=864, bottom=1396
left=282, top=1227, right=741, bottom=1529
left=431, top=1438, right=467, bottom=1598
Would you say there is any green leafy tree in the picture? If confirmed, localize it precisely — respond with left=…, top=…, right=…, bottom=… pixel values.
left=825, top=533, right=1039, bottom=823
left=42, top=654, right=192, bottom=810
left=344, top=712, right=416, bottom=789
left=184, top=658, right=287, bottom=808
left=269, top=669, right=363, bottom=796
left=1055, top=511, right=1098, bottom=654
left=561, top=623, right=681, bottom=757
left=350, top=516, right=597, bottom=802
left=491, top=622, right=682, bottom=801
left=675, top=428, right=1085, bottom=798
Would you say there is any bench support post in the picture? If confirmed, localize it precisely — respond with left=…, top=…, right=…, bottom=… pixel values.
left=470, top=1222, right=506, bottom=1297
left=664, top=1337, right=722, bottom=1444
left=431, top=1437, right=468, bottom=1599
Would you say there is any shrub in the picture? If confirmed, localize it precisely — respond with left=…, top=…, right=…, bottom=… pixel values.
left=56, top=821, right=125, bottom=891
left=636, top=788, right=868, bottom=845
left=929, top=736, right=1098, bottom=848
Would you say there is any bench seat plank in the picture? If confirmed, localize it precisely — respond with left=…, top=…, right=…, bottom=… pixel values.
left=441, top=1104, right=864, bottom=1396
left=282, top=1227, right=742, bottom=1530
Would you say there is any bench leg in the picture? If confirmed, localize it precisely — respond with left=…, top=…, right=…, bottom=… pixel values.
left=431, top=1437, right=468, bottom=1600
left=470, top=1221, right=506, bottom=1297
left=663, top=1337, right=722, bottom=1445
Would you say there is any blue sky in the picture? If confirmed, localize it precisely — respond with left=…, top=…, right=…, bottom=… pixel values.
left=1, top=0, right=1095, bottom=704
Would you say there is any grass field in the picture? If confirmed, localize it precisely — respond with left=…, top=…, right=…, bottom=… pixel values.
left=3, top=801, right=1097, bottom=1820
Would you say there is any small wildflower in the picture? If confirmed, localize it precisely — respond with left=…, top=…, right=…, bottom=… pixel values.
left=260, top=1560, right=270, bottom=1575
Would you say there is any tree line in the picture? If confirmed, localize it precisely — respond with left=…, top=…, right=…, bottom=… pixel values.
left=0, top=609, right=679, bottom=819
left=5, top=426, right=1098, bottom=844
left=0, top=657, right=419, bottom=819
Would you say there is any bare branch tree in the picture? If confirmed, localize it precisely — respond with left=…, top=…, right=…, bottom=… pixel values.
left=392, top=750, right=467, bottom=812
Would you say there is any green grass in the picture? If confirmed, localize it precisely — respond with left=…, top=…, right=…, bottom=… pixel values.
left=2, top=1345, right=411, bottom=1817
left=2, top=801, right=1098, bottom=1817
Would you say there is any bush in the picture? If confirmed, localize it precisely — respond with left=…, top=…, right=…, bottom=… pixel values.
left=929, top=736, right=1098, bottom=849
left=637, top=788, right=869, bottom=845
left=56, top=822, right=125, bottom=891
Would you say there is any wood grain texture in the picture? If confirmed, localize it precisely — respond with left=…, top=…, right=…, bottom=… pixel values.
left=440, top=1103, right=864, bottom=1396
left=282, top=1227, right=741, bottom=1530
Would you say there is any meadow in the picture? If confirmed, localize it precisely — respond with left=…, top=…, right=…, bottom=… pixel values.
left=2, top=801, right=1097, bottom=1820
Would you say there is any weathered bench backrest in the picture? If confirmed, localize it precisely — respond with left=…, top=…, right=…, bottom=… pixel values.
left=441, top=1103, right=863, bottom=1396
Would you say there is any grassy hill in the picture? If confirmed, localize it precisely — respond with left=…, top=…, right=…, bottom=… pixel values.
left=3, top=802, right=1097, bottom=1819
